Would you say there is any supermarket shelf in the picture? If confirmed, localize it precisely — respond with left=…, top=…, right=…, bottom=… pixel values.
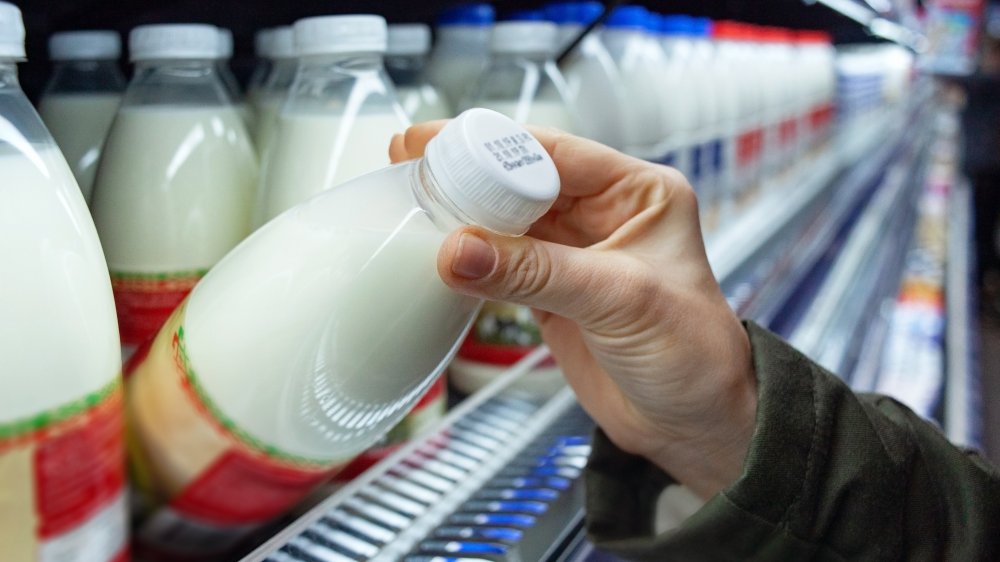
left=789, top=148, right=925, bottom=375
left=944, top=179, right=981, bottom=448
left=708, top=109, right=898, bottom=294
left=240, top=106, right=932, bottom=562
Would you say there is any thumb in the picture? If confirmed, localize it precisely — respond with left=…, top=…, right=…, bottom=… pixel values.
left=437, top=226, right=640, bottom=326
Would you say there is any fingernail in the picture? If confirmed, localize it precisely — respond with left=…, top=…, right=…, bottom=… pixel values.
left=452, top=233, right=496, bottom=280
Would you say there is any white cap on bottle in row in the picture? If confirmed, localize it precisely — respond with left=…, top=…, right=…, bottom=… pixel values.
left=0, top=2, right=25, bottom=59
left=130, top=24, right=219, bottom=61
left=387, top=23, right=431, bottom=56
left=293, top=15, right=386, bottom=57
left=491, top=21, right=558, bottom=54
left=217, top=27, right=233, bottom=59
left=425, top=108, right=559, bottom=235
left=254, top=28, right=273, bottom=58
left=271, top=26, right=295, bottom=59
left=49, top=30, right=121, bottom=60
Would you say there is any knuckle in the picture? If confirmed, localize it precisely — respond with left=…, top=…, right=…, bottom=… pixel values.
left=503, top=243, right=552, bottom=300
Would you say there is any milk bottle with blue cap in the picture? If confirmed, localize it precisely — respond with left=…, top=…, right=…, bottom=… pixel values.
left=601, top=6, right=670, bottom=162
left=0, top=4, right=127, bottom=560
left=426, top=4, right=495, bottom=113
left=545, top=1, right=628, bottom=149
left=124, top=108, right=560, bottom=550
left=38, top=30, right=125, bottom=202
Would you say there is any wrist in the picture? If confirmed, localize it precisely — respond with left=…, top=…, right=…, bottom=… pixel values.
left=647, top=323, right=758, bottom=499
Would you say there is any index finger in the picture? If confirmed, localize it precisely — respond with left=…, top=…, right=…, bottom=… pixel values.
left=389, top=119, right=640, bottom=199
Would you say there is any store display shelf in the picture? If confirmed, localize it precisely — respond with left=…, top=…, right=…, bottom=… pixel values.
left=789, top=135, right=928, bottom=376
left=944, top=179, right=980, bottom=447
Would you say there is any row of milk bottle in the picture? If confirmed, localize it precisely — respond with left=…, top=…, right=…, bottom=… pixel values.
left=1, top=0, right=564, bottom=557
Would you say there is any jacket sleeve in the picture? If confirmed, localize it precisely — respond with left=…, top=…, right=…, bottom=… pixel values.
left=584, top=321, right=1000, bottom=561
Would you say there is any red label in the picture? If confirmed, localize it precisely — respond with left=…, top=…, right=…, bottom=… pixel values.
left=34, top=387, right=126, bottom=538
left=112, top=272, right=202, bottom=346
left=736, top=130, right=757, bottom=167
left=457, top=334, right=556, bottom=366
left=169, top=449, right=338, bottom=525
left=780, top=118, right=798, bottom=146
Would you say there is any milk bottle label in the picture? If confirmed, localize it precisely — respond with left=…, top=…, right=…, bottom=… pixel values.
left=457, top=301, right=550, bottom=365
left=125, top=304, right=347, bottom=551
left=0, top=380, right=128, bottom=562
left=111, top=269, right=206, bottom=347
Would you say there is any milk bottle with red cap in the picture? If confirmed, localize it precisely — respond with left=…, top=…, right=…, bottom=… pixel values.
left=0, top=4, right=127, bottom=560
left=91, top=24, right=258, bottom=358
left=38, top=31, right=125, bottom=203
left=124, top=108, right=559, bottom=552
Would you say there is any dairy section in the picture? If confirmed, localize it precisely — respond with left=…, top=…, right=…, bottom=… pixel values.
left=0, top=0, right=992, bottom=561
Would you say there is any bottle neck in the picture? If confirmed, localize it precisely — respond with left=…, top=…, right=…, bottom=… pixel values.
left=412, top=158, right=477, bottom=233
left=298, top=52, right=384, bottom=70
left=46, top=59, right=126, bottom=95
left=124, top=58, right=231, bottom=108
left=491, top=50, right=550, bottom=65
left=0, top=60, right=18, bottom=90
left=384, top=53, right=429, bottom=86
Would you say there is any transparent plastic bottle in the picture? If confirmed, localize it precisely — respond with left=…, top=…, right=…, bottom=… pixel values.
left=601, top=6, right=670, bottom=162
left=656, top=14, right=699, bottom=180
left=247, top=27, right=274, bottom=107
left=91, top=24, right=258, bottom=358
left=0, top=4, right=127, bottom=560
left=257, top=15, right=409, bottom=224
left=545, top=1, right=628, bottom=150
left=386, top=23, right=451, bottom=122
left=125, top=108, right=559, bottom=550
left=38, top=30, right=125, bottom=202
left=463, top=20, right=578, bottom=132
left=251, top=25, right=294, bottom=155
left=216, top=27, right=254, bottom=132
left=425, top=3, right=495, bottom=113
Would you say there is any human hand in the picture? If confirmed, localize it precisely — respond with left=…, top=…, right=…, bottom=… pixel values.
left=390, top=122, right=757, bottom=499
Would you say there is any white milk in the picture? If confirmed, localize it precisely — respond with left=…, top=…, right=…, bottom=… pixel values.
left=257, top=111, right=406, bottom=222
left=396, top=84, right=451, bottom=123
left=92, top=105, right=256, bottom=352
left=478, top=99, right=577, bottom=132
left=0, top=146, right=120, bottom=420
left=93, top=106, right=256, bottom=271
left=253, top=96, right=282, bottom=155
left=0, top=144, right=126, bottom=562
left=185, top=176, right=478, bottom=458
left=38, top=93, right=120, bottom=201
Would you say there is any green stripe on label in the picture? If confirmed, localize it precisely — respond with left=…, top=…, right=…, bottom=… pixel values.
left=174, top=325, right=336, bottom=468
left=0, top=378, right=119, bottom=442
left=110, top=269, right=210, bottom=282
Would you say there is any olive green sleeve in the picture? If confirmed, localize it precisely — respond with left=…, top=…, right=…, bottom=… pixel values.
left=584, top=321, right=1000, bottom=561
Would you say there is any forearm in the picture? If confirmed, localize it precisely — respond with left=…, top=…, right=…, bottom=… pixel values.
left=585, top=321, right=1000, bottom=560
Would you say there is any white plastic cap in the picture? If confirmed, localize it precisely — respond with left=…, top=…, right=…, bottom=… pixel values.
left=271, top=26, right=295, bottom=59
left=425, top=108, right=559, bottom=235
left=293, top=15, right=387, bottom=56
left=217, top=28, right=234, bottom=59
left=130, top=24, right=219, bottom=61
left=387, top=24, right=431, bottom=56
left=491, top=21, right=558, bottom=54
left=50, top=31, right=121, bottom=60
left=254, top=28, right=273, bottom=58
left=0, top=2, right=25, bottom=59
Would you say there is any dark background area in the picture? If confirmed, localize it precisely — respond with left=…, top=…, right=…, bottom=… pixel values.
left=7, top=0, right=889, bottom=101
